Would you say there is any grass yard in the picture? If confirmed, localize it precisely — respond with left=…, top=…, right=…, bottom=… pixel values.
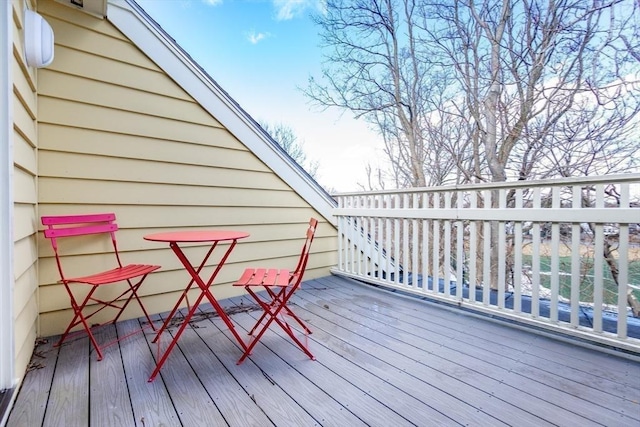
left=520, top=242, right=640, bottom=307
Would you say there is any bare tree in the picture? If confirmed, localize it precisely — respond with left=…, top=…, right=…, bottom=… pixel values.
left=420, top=0, right=640, bottom=182
left=259, top=121, right=320, bottom=179
left=306, top=0, right=462, bottom=188
left=308, top=0, right=640, bottom=186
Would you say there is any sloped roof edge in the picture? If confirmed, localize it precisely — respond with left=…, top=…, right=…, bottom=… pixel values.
left=107, top=0, right=337, bottom=225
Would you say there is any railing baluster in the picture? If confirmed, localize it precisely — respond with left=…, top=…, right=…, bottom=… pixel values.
left=402, top=194, right=410, bottom=287
left=469, top=190, right=477, bottom=303
left=412, top=193, right=419, bottom=289
left=532, top=188, right=541, bottom=318
left=444, top=191, right=451, bottom=297
left=550, top=186, right=560, bottom=323
left=618, top=184, right=630, bottom=339
left=422, top=191, right=430, bottom=294
left=498, top=189, right=506, bottom=309
left=483, top=189, right=491, bottom=306
left=593, top=184, right=605, bottom=333
left=570, top=185, right=582, bottom=328
left=513, top=188, right=523, bottom=313
left=433, top=192, right=441, bottom=295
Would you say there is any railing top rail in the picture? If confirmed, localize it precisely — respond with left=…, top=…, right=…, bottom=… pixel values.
left=331, top=173, right=640, bottom=197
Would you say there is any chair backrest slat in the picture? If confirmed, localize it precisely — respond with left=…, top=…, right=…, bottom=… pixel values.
left=42, top=213, right=116, bottom=225
left=43, top=223, right=118, bottom=239
left=41, top=213, right=123, bottom=274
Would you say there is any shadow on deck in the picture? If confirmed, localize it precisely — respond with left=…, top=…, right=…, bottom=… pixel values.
left=7, top=275, right=640, bottom=426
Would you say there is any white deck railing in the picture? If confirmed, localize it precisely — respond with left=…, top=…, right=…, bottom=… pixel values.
left=332, top=174, right=640, bottom=355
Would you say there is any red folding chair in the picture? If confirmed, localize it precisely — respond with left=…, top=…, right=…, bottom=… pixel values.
left=41, top=213, right=161, bottom=360
left=233, top=218, right=318, bottom=364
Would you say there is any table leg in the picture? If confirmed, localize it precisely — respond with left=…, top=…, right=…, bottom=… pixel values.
left=151, top=243, right=218, bottom=344
left=148, top=240, right=247, bottom=382
left=148, top=278, right=210, bottom=382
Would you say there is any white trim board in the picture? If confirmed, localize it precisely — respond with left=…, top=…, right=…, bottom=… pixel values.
left=0, top=0, right=15, bottom=394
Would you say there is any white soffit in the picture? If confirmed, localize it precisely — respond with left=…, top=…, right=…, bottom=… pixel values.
left=54, top=0, right=107, bottom=18
left=107, top=0, right=337, bottom=224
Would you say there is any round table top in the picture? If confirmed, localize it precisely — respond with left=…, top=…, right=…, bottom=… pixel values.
left=144, top=230, right=250, bottom=243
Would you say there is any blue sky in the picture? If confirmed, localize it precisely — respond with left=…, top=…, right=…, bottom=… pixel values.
left=135, top=0, right=384, bottom=192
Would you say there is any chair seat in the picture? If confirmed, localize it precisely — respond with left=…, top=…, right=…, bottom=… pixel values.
left=234, top=268, right=291, bottom=287
left=232, top=218, right=318, bottom=364
left=65, top=264, right=161, bottom=285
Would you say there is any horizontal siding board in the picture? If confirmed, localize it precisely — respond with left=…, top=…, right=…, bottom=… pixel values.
left=38, top=204, right=321, bottom=228
left=12, top=56, right=36, bottom=113
left=40, top=0, right=129, bottom=42
left=36, top=216, right=336, bottom=265
left=39, top=151, right=286, bottom=189
left=39, top=71, right=216, bottom=126
left=12, top=292, right=38, bottom=355
left=14, top=266, right=38, bottom=321
left=13, top=89, right=36, bottom=141
left=12, top=14, right=36, bottom=93
left=38, top=97, right=226, bottom=143
left=14, top=131, right=37, bottom=174
left=49, top=45, right=192, bottom=101
left=14, top=203, right=37, bottom=241
left=43, top=11, right=160, bottom=72
left=13, top=167, right=36, bottom=204
left=38, top=178, right=308, bottom=206
left=14, top=234, right=37, bottom=279
left=39, top=124, right=259, bottom=168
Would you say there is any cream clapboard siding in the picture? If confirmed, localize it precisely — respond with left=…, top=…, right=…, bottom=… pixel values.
left=36, top=0, right=337, bottom=337
left=12, top=0, right=40, bottom=383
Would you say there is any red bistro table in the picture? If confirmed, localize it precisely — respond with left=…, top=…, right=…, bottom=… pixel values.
left=144, top=230, right=249, bottom=382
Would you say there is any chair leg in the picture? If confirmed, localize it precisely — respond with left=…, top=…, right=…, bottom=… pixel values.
left=56, top=286, right=105, bottom=361
left=237, top=286, right=314, bottom=365
left=112, top=276, right=156, bottom=331
left=237, top=307, right=279, bottom=365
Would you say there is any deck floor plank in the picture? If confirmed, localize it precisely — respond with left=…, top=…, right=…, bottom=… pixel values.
left=326, top=276, right=640, bottom=395
left=6, top=337, right=57, bottom=426
left=311, top=277, right=640, bottom=424
left=214, top=304, right=371, bottom=427
left=7, top=275, right=640, bottom=427
left=116, top=317, right=181, bottom=427
left=226, top=296, right=428, bottom=427
left=89, top=325, right=137, bottom=426
left=296, top=280, right=557, bottom=427
left=43, top=331, right=90, bottom=427
left=226, top=294, right=483, bottom=426
left=161, top=309, right=274, bottom=426
left=327, top=276, right=640, bottom=415
left=190, top=306, right=322, bottom=427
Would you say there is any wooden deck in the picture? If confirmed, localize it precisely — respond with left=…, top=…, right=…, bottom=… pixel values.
left=7, top=275, right=640, bottom=426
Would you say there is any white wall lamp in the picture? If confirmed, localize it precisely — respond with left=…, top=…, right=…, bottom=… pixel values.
left=24, top=9, right=54, bottom=68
